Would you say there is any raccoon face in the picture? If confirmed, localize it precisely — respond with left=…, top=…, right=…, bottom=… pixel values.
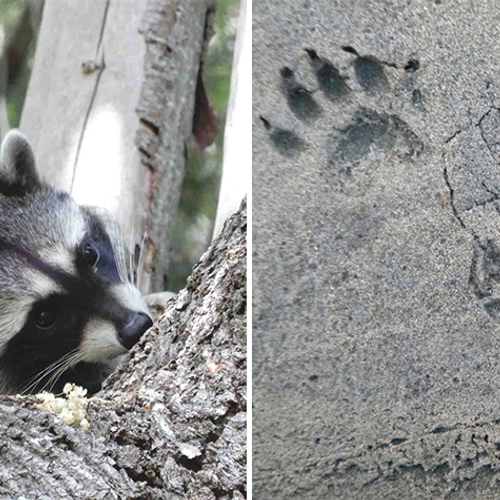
left=0, top=130, right=153, bottom=394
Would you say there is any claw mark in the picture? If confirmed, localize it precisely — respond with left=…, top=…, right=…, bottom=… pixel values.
left=412, top=89, right=425, bottom=110
left=470, top=239, right=500, bottom=301
left=484, top=299, right=500, bottom=319
left=404, top=59, right=420, bottom=72
left=280, top=67, right=321, bottom=122
left=304, top=48, right=350, bottom=101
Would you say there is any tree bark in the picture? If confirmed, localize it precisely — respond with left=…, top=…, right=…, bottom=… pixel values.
left=0, top=199, right=247, bottom=499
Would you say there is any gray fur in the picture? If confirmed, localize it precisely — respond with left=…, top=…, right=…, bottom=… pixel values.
left=0, top=130, right=38, bottom=193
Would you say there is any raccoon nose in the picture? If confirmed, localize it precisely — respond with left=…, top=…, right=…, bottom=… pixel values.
left=119, top=312, right=153, bottom=349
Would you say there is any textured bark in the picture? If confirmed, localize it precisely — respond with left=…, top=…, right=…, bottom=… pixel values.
left=135, top=0, right=212, bottom=292
left=0, top=199, right=247, bottom=500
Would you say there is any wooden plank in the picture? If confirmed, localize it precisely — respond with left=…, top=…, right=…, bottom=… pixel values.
left=21, top=0, right=148, bottom=250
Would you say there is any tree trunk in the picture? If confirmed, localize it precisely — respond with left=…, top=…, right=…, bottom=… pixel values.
left=20, top=0, right=211, bottom=293
left=0, top=199, right=247, bottom=499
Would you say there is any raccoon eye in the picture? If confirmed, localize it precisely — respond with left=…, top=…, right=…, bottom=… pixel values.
left=36, top=310, right=56, bottom=329
left=83, top=243, right=99, bottom=266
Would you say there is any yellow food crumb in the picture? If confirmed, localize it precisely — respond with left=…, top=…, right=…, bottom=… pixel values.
left=37, top=383, right=89, bottom=430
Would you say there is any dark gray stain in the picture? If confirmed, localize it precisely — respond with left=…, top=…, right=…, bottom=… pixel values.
left=342, top=46, right=389, bottom=90
left=328, top=108, right=422, bottom=172
left=260, top=116, right=305, bottom=157
left=484, top=299, right=500, bottom=320
left=405, top=59, right=420, bottom=72
left=280, top=66, right=321, bottom=122
left=304, top=48, right=350, bottom=101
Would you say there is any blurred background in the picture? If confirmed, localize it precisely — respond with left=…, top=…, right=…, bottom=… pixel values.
left=0, top=0, right=239, bottom=292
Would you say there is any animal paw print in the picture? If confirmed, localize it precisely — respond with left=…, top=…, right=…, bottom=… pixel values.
left=260, top=46, right=423, bottom=190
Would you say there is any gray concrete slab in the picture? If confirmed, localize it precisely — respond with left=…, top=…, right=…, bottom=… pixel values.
left=253, top=1, right=500, bottom=498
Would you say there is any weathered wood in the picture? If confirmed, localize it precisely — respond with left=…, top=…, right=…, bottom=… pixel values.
left=135, top=0, right=210, bottom=292
left=0, top=199, right=247, bottom=499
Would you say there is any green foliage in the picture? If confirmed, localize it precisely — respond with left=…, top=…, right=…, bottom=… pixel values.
left=0, top=0, right=37, bottom=130
left=6, top=63, right=30, bottom=127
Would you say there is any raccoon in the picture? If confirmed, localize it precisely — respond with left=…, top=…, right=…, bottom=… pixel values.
left=0, top=130, right=153, bottom=395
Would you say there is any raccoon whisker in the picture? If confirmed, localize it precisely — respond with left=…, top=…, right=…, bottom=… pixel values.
left=110, top=228, right=124, bottom=283
left=129, top=218, right=136, bottom=286
left=45, top=351, right=85, bottom=394
left=102, top=213, right=128, bottom=285
left=120, top=240, right=129, bottom=283
left=129, top=245, right=134, bottom=286
left=21, top=355, right=70, bottom=395
left=20, top=349, right=81, bottom=395
left=118, top=240, right=129, bottom=284
left=132, top=248, right=137, bottom=287
left=20, top=355, right=72, bottom=395
left=137, top=230, right=147, bottom=291
left=41, top=350, right=84, bottom=394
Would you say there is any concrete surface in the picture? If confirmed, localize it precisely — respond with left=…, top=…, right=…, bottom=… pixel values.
left=253, top=1, right=500, bottom=498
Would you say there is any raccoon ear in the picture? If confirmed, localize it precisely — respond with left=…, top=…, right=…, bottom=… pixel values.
left=0, top=129, right=41, bottom=196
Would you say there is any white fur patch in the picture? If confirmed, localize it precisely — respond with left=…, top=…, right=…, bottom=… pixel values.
left=79, top=318, right=127, bottom=362
left=111, top=283, right=149, bottom=314
left=26, top=268, right=62, bottom=298
left=79, top=285, right=149, bottom=362
left=38, top=246, right=76, bottom=275
left=62, top=204, right=87, bottom=249
left=0, top=297, right=32, bottom=350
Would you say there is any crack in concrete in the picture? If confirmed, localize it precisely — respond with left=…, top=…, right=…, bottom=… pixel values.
left=444, top=128, right=463, bottom=143
left=477, top=107, right=498, bottom=164
left=443, top=162, right=467, bottom=230
left=442, top=109, right=500, bottom=227
left=464, top=180, right=500, bottom=212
